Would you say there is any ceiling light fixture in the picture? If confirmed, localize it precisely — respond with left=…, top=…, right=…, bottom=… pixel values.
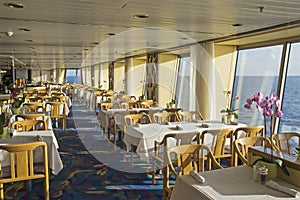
left=134, top=14, right=149, bottom=19
left=5, top=31, right=13, bottom=37
left=231, top=23, right=243, bottom=27
left=3, top=2, right=24, bottom=8
left=258, top=6, right=264, bottom=12
left=19, top=28, right=31, bottom=32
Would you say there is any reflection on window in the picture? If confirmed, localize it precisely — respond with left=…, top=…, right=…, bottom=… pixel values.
left=175, top=57, right=191, bottom=111
left=279, top=43, right=300, bottom=133
left=232, top=45, right=282, bottom=127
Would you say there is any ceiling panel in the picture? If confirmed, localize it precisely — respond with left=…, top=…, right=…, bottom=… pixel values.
left=0, top=0, right=300, bottom=70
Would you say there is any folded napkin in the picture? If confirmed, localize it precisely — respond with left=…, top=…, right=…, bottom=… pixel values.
left=265, top=180, right=300, bottom=198
left=190, top=170, right=205, bottom=183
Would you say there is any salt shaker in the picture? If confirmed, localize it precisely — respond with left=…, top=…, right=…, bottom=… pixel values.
left=259, top=165, right=268, bottom=184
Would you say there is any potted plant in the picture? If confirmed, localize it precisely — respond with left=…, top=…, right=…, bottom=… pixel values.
left=0, top=110, right=10, bottom=138
left=244, top=92, right=289, bottom=180
left=10, top=87, right=26, bottom=114
left=221, top=90, right=239, bottom=124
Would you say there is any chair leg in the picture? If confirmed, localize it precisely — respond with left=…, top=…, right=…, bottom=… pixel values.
left=152, top=161, right=156, bottom=184
left=44, top=177, right=50, bottom=200
left=0, top=183, right=4, bottom=199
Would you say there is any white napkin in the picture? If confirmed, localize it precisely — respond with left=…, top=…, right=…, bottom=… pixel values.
left=265, top=180, right=300, bottom=198
left=189, top=170, right=205, bottom=183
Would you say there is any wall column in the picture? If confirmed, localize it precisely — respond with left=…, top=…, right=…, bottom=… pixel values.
left=125, top=57, right=134, bottom=95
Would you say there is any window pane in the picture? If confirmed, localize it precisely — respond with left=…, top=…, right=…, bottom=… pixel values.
left=175, top=57, right=191, bottom=111
left=279, top=42, right=300, bottom=133
left=232, top=45, right=283, bottom=128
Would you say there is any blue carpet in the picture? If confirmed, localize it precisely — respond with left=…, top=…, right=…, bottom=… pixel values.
left=5, top=101, right=163, bottom=200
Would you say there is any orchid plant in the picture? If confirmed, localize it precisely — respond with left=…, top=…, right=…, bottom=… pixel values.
left=244, top=92, right=283, bottom=136
left=220, top=90, right=239, bottom=119
left=244, top=92, right=289, bottom=176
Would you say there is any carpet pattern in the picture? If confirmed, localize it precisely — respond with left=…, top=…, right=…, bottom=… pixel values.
left=4, top=101, right=163, bottom=200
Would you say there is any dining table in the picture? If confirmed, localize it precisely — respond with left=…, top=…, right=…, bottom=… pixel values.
left=170, top=165, right=300, bottom=200
left=123, top=120, right=246, bottom=162
left=97, top=107, right=164, bottom=133
left=0, top=130, right=63, bottom=175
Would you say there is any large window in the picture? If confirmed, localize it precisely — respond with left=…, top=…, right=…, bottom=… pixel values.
left=66, top=69, right=81, bottom=84
left=175, top=57, right=192, bottom=111
left=279, top=42, right=300, bottom=133
left=232, top=45, right=283, bottom=129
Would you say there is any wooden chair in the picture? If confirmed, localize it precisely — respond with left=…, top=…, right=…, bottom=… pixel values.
left=45, top=102, right=67, bottom=132
left=123, top=113, right=152, bottom=165
left=178, top=111, right=204, bottom=121
left=0, top=141, right=49, bottom=199
left=164, top=144, right=223, bottom=199
left=12, top=119, right=47, bottom=132
left=234, top=136, right=279, bottom=165
left=200, top=128, right=234, bottom=167
left=153, top=111, right=180, bottom=124
left=152, top=132, right=200, bottom=184
left=232, top=126, right=264, bottom=139
left=108, top=111, right=136, bottom=151
left=272, top=132, right=300, bottom=155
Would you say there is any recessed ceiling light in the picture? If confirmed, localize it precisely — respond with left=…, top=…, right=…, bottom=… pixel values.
left=93, top=42, right=99, bottom=45
left=231, top=23, right=243, bottom=27
left=3, top=2, right=24, bottom=8
left=19, top=28, right=31, bottom=32
left=107, top=33, right=116, bottom=36
left=84, top=48, right=89, bottom=51
left=134, top=14, right=149, bottom=19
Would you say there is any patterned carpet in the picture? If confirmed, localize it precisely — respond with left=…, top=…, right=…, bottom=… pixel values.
left=5, top=101, right=163, bottom=200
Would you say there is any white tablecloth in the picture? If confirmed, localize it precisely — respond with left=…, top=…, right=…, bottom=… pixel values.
left=170, top=165, right=300, bottom=200
left=123, top=120, right=246, bottom=162
left=0, top=130, right=63, bottom=175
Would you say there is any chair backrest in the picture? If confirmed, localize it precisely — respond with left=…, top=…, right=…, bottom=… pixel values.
left=22, top=102, right=44, bottom=113
left=163, top=144, right=223, bottom=199
left=127, top=100, right=139, bottom=108
left=0, top=141, right=49, bottom=199
left=272, top=132, right=300, bottom=155
left=234, top=136, right=276, bottom=165
left=140, top=100, right=155, bottom=108
left=16, top=113, right=46, bottom=121
left=45, top=102, right=67, bottom=118
left=99, top=102, right=116, bottom=110
left=12, top=119, right=47, bottom=132
left=233, top=126, right=264, bottom=139
left=200, top=128, right=233, bottom=157
left=167, top=144, right=223, bottom=177
left=153, top=111, right=180, bottom=124
left=178, top=111, right=204, bottom=121
left=124, top=113, right=152, bottom=127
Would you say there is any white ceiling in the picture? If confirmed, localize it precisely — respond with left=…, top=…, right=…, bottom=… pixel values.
left=1, top=0, right=300, bottom=70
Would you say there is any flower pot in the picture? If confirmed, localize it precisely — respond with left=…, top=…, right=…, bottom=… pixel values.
left=223, top=114, right=234, bottom=124
left=0, top=126, right=8, bottom=139
left=13, top=107, right=21, bottom=114
left=257, top=161, right=278, bottom=181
